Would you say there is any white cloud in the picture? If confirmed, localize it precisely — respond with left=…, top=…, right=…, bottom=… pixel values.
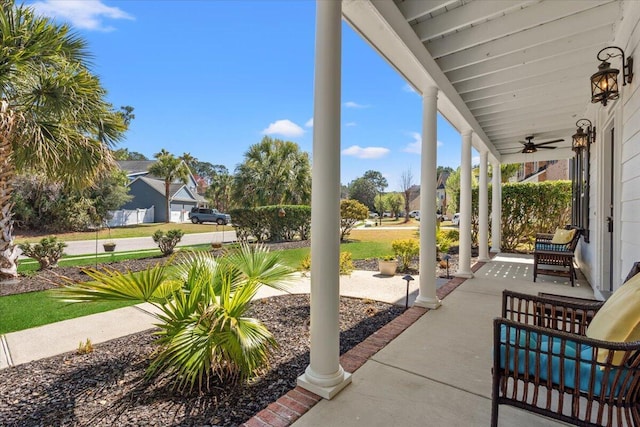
left=305, top=118, right=313, bottom=128
left=345, top=121, right=357, bottom=127
left=402, top=84, right=417, bottom=93
left=472, top=156, right=480, bottom=165
left=403, top=132, right=444, bottom=154
left=30, top=0, right=134, bottom=31
left=344, top=101, right=370, bottom=109
left=262, top=119, right=305, bottom=137
left=342, top=145, right=389, bottom=159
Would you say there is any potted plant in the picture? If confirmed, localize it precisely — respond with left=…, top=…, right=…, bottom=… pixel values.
left=103, top=242, right=116, bottom=252
left=378, top=255, right=397, bottom=276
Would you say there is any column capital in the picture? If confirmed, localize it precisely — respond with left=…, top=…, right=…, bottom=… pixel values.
left=422, top=85, right=438, bottom=99
left=461, top=128, right=473, bottom=137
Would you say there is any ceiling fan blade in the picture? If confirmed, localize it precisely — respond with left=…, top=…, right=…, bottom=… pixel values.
left=538, top=146, right=557, bottom=149
left=535, top=139, right=564, bottom=146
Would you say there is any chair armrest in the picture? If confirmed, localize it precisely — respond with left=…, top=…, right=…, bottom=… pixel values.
left=502, top=290, right=602, bottom=334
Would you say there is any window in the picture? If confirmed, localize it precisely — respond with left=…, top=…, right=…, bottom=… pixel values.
left=571, top=143, right=590, bottom=242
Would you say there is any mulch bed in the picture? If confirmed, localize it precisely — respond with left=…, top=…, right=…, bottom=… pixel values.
left=0, top=240, right=470, bottom=426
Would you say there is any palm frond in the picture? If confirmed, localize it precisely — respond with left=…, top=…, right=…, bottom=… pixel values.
left=222, top=243, right=295, bottom=291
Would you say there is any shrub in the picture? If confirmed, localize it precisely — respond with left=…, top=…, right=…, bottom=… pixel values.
left=18, top=236, right=66, bottom=270
left=152, top=229, right=184, bottom=255
left=444, top=229, right=459, bottom=241
left=340, top=199, right=368, bottom=241
left=298, top=252, right=354, bottom=275
left=56, top=244, right=295, bottom=391
left=230, top=205, right=311, bottom=243
left=391, top=238, right=419, bottom=271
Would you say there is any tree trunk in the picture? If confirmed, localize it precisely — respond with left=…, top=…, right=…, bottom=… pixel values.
left=0, top=102, right=19, bottom=279
left=165, top=181, right=170, bottom=223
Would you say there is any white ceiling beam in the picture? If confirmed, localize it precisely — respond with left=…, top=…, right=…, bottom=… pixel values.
left=488, top=125, right=576, bottom=142
left=446, top=27, right=609, bottom=84
left=413, top=1, right=536, bottom=42
left=473, top=96, right=581, bottom=119
left=478, top=105, right=581, bottom=127
left=426, top=0, right=610, bottom=59
left=396, top=0, right=458, bottom=22
left=453, top=52, right=594, bottom=95
left=482, top=114, right=578, bottom=134
left=466, top=82, right=585, bottom=111
left=436, top=1, right=620, bottom=72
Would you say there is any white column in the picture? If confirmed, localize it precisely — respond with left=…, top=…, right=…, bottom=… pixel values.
left=478, top=150, right=490, bottom=262
left=297, top=0, right=351, bottom=400
left=415, top=86, right=441, bottom=309
left=491, top=160, right=502, bottom=253
left=456, top=130, right=474, bottom=277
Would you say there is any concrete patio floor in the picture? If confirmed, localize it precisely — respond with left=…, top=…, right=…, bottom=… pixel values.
left=293, top=253, right=594, bottom=426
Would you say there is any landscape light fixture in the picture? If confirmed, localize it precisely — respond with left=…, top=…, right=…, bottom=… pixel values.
left=572, top=119, right=595, bottom=152
left=591, top=46, right=633, bottom=106
left=402, top=275, right=414, bottom=310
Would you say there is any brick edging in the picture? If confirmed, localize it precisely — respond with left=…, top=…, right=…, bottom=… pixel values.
left=243, top=257, right=493, bottom=427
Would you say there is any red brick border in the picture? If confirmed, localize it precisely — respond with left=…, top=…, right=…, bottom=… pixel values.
left=242, top=255, right=495, bottom=427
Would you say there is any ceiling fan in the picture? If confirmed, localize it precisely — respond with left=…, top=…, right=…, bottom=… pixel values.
left=517, top=135, right=564, bottom=153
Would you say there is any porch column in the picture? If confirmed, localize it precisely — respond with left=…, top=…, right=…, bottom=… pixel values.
left=456, top=129, right=473, bottom=277
left=297, top=0, right=351, bottom=399
left=478, top=150, right=490, bottom=262
left=415, top=86, right=441, bottom=309
left=491, top=160, right=501, bottom=253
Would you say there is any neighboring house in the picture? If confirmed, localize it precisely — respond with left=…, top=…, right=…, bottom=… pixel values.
left=436, top=171, right=449, bottom=214
left=513, top=160, right=570, bottom=183
left=117, top=160, right=204, bottom=223
left=406, top=184, right=420, bottom=212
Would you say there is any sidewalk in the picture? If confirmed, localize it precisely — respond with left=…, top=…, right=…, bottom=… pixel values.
left=0, top=270, right=449, bottom=370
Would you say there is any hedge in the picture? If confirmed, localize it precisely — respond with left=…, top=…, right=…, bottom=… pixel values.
left=230, top=205, right=311, bottom=243
left=465, top=180, right=572, bottom=252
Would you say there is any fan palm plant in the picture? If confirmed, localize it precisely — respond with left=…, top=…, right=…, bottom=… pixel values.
left=55, top=244, right=295, bottom=392
left=0, top=1, right=125, bottom=278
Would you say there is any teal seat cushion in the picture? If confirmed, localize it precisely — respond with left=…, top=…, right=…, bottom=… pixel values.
left=535, top=243, right=571, bottom=252
left=499, top=325, right=633, bottom=396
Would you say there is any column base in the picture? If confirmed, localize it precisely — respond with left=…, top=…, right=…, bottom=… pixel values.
left=478, top=257, right=491, bottom=263
left=490, top=247, right=501, bottom=254
left=414, top=294, right=441, bottom=309
left=454, top=271, right=474, bottom=279
left=297, top=366, right=352, bottom=400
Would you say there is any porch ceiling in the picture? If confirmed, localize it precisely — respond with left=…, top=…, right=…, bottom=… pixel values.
left=342, top=0, right=624, bottom=164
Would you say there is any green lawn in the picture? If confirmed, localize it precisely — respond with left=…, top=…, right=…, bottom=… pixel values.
left=0, top=290, right=135, bottom=334
left=3, top=228, right=419, bottom=333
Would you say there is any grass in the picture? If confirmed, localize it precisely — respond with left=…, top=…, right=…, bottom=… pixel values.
left=14, top=222, right=233, bottom=244
left=3, top=227, right=419, bottom=333
left=0, top=290, right=135, bottom=334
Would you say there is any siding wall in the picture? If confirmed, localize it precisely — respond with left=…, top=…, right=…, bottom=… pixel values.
left=121, top=180, right=167, bottom=222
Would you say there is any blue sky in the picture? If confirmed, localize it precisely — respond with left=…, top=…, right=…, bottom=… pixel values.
left=28, top=0, right=470, bottom=191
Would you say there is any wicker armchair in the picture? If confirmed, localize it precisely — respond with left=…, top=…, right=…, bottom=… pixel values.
left=533, top=226, right=582, bottom=286
left=492, top=290, right=640, bottom=426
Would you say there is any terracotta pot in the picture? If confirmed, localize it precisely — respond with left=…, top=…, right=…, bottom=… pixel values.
left=378, top=259, right=397, bottom=276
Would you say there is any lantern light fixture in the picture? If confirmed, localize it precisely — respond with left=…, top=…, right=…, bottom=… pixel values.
left=572, top=119, right=595, bottom=152
left=590, top=46, right=633, bottom=106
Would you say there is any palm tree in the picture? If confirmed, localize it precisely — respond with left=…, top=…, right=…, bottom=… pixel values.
left=233, top=136, right=311, bottom=207
left=56, top=244, right=296, bottom=391
left=0, top=1, right=125, bottom=279
left=148, top=152, right=190, bottom=223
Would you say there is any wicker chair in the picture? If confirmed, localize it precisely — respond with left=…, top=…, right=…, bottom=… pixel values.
left=492, top=286, right=640, bottom=426
left=533, top=226, right=582, bottom=287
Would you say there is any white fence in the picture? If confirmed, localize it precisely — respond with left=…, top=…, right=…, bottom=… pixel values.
left=106, top=206, right=155, bottom=227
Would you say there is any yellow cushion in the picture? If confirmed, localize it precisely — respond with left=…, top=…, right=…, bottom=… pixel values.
left=550, top=228, right=576, bottom=244
left=586, top=273, right=640, bottom=365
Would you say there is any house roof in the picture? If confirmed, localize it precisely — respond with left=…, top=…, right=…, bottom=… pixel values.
left=134, top=176, right=198, bottom=202
left=116, top=160, right=156, bottom=176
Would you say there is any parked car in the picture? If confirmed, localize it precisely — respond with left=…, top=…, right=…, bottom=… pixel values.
left=452, top=213, right=460, bottom=225
left=189, top=207, right=231, bottom=225
left=409, top=210, right=420, bottom=218
left=383, top=212, right=392, bottom=218
left=369, top=212, right=379, bottom=218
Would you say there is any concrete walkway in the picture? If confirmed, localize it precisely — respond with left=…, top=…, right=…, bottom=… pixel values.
left=0, top=270, right=448, bottom=369
left=292, top=253, right=594, bottom=427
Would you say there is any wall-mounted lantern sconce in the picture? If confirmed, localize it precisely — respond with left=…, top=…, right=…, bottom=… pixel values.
left=572, top=119, right=595, bottom=152
left=591, top=46, right=633, bottom=106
